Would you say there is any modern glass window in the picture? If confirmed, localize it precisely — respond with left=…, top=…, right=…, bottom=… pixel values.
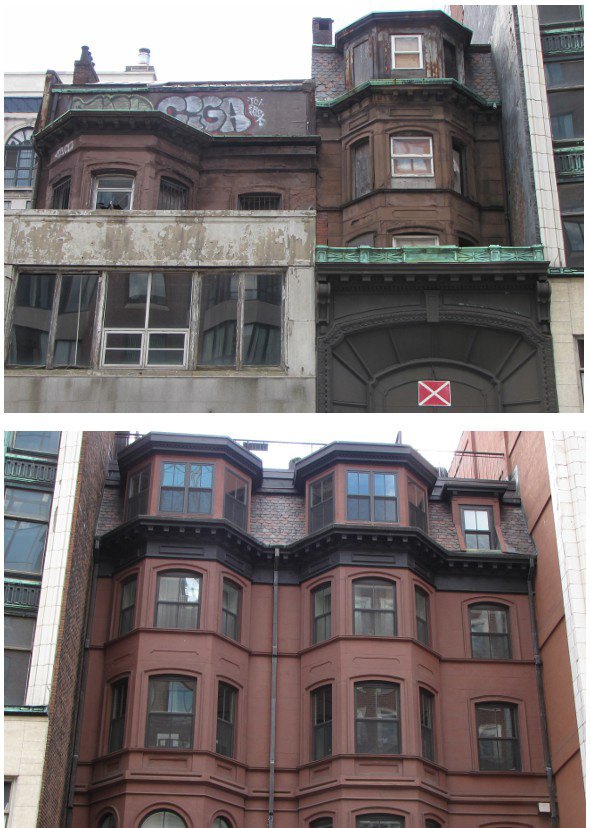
left=140, top=811, right=187, bottom=828
left=549, top=90, right=584, bottom=139
left=52, top=177, right=71, bottom=209
left=469, top=604, right=511, bottom=659
left=102, top=271, right=191, bottom=367
left=5, top=488, right=52, bottom=522
left=159, top=463, right=213, bottom=514
left=99, top=814, right=116, bottom=828
left=118, top=577, right=137, bottom=636
left=4, top=128, right=35, bottom=188
left=155, top=572, right=201, bottom=629
left=309, top=474, right=334, bottom=533
left=312, top=583, right=332, bottom=644
left=199, top=273, right=283, bottom=367
left=461, top=507, right=496, bottom=550
left=157, top=177, right=188, bottom=210
left=391, top=35, right=423, bottom=69
left=347, top=472, right=398, bottom=522
left=223, top=471, right=248, bottom=530
left=12, top=432, right=60, bottom=454
left=420, top=688, right=435, bottom=761
left=354, top=579, right=396, bottom=637
left=238, top=193, right=281, bottom=210
left=391, top=137, right=433, bottom=176
left=391, top=235, right=439, bottom=248
left=5, top=615, right=36, bottom=706
left=221, top=579, right=241, bottom=640
left=353, top=40, right=372, bottom=86
left=216, top=683, right=237, bottom=757
left=415, top=588, right=429, bottom=645
left=108, top=679, right=128, bottom=752
left=146, top=676, right=196, bottom=749
left=355, top=682, right=401, bottom=754
left=476, top=703, right=521, bottom=771
left=357, top=818, right=405, bottom=828
left=352, top=140, right=372, bottom=199
left=93, top=174, right=134, bottom=209
left=127, top=467, right=151, bottom=520
left=408, top=481, right=427, bottom=531
left=8, top=272, right=99, bottom=368
left=312, top=684, right=332, bottom=760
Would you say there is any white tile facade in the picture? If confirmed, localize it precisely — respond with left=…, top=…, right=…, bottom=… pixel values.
left=26, top=432, right=83, bottom=707
left=4, top=719, right=49, bottom=828
left=545, top=431, right=586, bottom=785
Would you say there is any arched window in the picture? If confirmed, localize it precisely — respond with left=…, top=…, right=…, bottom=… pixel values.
left=5, top=128, right=35, bottom=188
left=469, top=603, right=511, bottom=659
left=357, top=816, right=405, bottom=828
left=311, top=820, right=333, bottom=828
left=213, top=818, right=232, bottom=828
left=475, top=702, right=521, bottom=770
left=140, top=812, right=186, bottom=828
left=98, top=814, right=116, bottom=828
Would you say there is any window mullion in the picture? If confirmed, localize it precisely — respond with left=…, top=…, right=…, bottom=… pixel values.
left=46, top=271, right=62, bottom=369
left=236, top=273, right=244, bottom=368
left=94, top=271, right=108, bottom=368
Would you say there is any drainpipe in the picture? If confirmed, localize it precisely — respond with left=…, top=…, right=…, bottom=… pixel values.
left=527, top=557, right=559, bottom=827
left=268, top=548, right=280, bottom=828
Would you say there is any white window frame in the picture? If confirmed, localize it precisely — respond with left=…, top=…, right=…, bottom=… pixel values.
left=390, top=136, right=434, bottom=177
left=391, top=34, right=423, bottom=69
left=391, top=235, right=439, bottom=247
left=101, top=271, right=190, bottom=368
left=92, top=174, right=135, bottom=210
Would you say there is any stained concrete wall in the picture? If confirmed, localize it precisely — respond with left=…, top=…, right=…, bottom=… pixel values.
left=4, top=210, right=316, bottom=412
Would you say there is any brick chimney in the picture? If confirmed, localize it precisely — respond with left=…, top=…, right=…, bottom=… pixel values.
left=313, top=17, right=333, bottom=46
left=73, top=45, right=99, bottom=84
left=449, top=5, right=464, bottom=24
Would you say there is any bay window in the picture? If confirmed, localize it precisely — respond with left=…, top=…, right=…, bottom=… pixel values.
left=159, top=462, right=213, bottom=514
left=216, top=683, right=237, bottom=757
left=312, top=684, right=332, bottom=760
left=391, top=35, right=423, bottom=69
left=354, top=579, right=396, bottom=636
left=309, top=474, right=334, bottom=533
left=355, top=682, right=401, bottom=754
left=155, top=572, right=201, bottom=629
left=93, top=174, right=134, bottom=210
left=347, top=471, right=398, bottom=522
left=390, top=136, right=433, bottom=176
left=223, top=471, right=248, bottom=529
left=146, top=675, right=195, bottom=748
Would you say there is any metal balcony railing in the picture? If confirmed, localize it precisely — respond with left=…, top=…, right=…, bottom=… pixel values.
left=447, top=450, right=509, bottom=481
left=4, top=579, right=41, bottom=611
left=541, top=28, right=584, bottom=55
left=555, top=147, right=584, bottom=178
left=4, top=456, right=56, bottom=485
left=315, top=244, right=546, bottom=265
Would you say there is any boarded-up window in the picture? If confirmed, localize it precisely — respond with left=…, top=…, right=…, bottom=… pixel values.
left=352, top=140, right=371, bottom=199
left=353, top=41, right=372, bottom=86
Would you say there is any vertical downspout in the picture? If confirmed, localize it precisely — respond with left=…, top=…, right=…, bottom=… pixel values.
left=268, top=548, right=280, bottom=828
left=527, top=557, right=559, bottom=827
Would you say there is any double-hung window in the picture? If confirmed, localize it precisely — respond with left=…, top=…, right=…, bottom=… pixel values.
left=216, top=683, right=237, bottom=757
left=108, top=679, right=128, bottom=752
left=7, top=272, right=99, bottom=368
left=221, top=579, right=241, bottom=640
left=415, top=587, right=429, bottom=645
left=159, top=463, right=213, bottom=514
left=146, top=675, right=196, bottom=749
left=420, top=688, right=435, bottom=761
left=126, top=467, right=150, bottom=519
left=391, top=35, right=423, bottom=69
left=476, top=703, right=521, bottom=771
left=102, top=271, right=191, bottom=367
left=347, top=471, right=398, bottom=522
left=4, top=615, right=36, bottom=706
left=309, top=474, right=334, bottom=533
left=408, top=481, right=427, bottom=530
left=93, top=174, right=134, bottom=210
left=461, top=506, right=497, bottom=550
left=312, top=583, right=332, bottom=644
left=223, top=471, right=248, bottom=530
left=311, top=685, right=332, bottom=760
left=199, top=273, right=283, bottom=367
left=469, top=604, right=511, bottom=659
left=4, top=487, right=52, bottom=576
left=155, top=572, right=201, bottom=629
left=355, top=682, right=401, bottom=754
left=352, top=140, right=372, bottom=199
left=390, top=137, right=433, bottom=177
left=118, top=577, right=137, bottom=636
left=354, top=579, right=396, bottom=636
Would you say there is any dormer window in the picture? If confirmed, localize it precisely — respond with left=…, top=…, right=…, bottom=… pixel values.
left=159, top=462, right=213, bottom=514
left=347, top=471, right=398, bottom=522
left=461, top=506, right=497, bottom=550
left=391, top=35, right=423, bottom=69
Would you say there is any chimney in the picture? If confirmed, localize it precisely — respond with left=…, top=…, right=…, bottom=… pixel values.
left=312, top=17, right=333, bottom=46
left=449, top=5, right=464, bottom=24
left=138, top=47, right=151, bottom=65
left=73, top=45, right=99, bottom=84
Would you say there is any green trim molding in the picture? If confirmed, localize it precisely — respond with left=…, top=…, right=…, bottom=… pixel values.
left=4, top=705, right=48, bottom=716
left=316, top=244, right=546, bottom=264
left=316, top=78, right=500, bottom=109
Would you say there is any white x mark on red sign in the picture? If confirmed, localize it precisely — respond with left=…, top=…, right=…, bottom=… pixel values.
left=418, top=380, right=452, bottom=407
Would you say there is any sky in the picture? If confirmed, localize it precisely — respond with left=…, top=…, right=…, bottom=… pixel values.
left=3, top=0, right=446, bottom=81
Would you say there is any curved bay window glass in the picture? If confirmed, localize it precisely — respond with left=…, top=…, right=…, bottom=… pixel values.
left=469, top=604, right=511, bottom=659
left=5, top=128, right=35, bottom=188
left=354, top=579, right=396, bottom=636
left=312, top=583, right=331, bottom=644
left=476, top=703, right=521, bottom=771
left=141, top=811, right=187, bottom=828
left=159, top=462, right=213, bottom=514
left=357, top=819, right=404, bottom=828
left=93, top=174, right=134, bottom=209
left=155, top=572, right=201, bottom=629
left=146, top=676, right=196, bottom=749
left=347, top=472, right=397, bottom=522
left=355, top=682, right=401, bottom=754
left=309, top=474, right=334, bottom=533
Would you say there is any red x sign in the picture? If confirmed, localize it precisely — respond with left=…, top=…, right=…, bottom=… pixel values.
left=418, top=380, right=452, bottom=407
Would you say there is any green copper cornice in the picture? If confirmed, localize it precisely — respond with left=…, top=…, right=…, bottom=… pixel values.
left=316, top=78, right=500, bottom=109
left=316, top=244, right=546, bottom=265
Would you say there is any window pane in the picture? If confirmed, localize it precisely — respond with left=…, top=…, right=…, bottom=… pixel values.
left=12, top=432, right=60, bottom=454
left=538, top=5, right=582, bottom=23
left=147, top=333, right=186, bottom=365
left=158, top=178, right=188, bottom=210
left=4, top=649, right=32, bottom=706
left=4, top=488, right=52, bottom=521
left=162, top=464, right=186, bottom=487
left=200, top=274, right=238, bottom=365
left=95, top=176, right=133, bottom=210
left=243, top=275, right=282, bottom=365
left=103, top=333, right=142, bottom=365
left=4, top=519, right=48, bottom=574
left=8, top=274, right=56, bottom=366
left=545, top=60, right=584, bottom=89
left=392, top=138, right=431, bottom=156
left=54, top=274, right=98, bottom=367
left=549, top=90, right=584, bottom=139
left=353, top=141, right=371, bottom=198
left=147, top=273, right=191, bottom=328
left=105, top=273, right=147, bottom=328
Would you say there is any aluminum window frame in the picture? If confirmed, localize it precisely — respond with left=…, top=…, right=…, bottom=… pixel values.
left=391, top=34, right=424, bottom=69
left=91, top=173, right=135, bottom=210
left=390, top=136, right=434, bottom=177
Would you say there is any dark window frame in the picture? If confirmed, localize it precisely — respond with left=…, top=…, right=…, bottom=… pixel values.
left=353, top=578, right=397, bottom=637
left=4, top=127, right=35, bottom=189
left=158, top=461, right=214, bottom=515
left=107, top=678, right=128, bottom=753
left=216, top=682, right=237, bottom=757
left=346, top=470, right=399, bottom=523
left=419, top=687, right=435, bottom=761
left=157, top=177, right=189, bottom=210
left=469, top=603, right=512, bottom=659
left=145, top=675, right=196, bottom=750
left=10, top=432, right=60, bottom=455
left=415, top=587, right=430, bottom=646
left=223, top=470, right=248, bottom=530
left=309, top=473, right=334, bottom=534
left=237, top=192, right=282, bottom=210
left=460, top=505, right=497, bottom=550
left=311, top=684, right=332, bottom=760
left=451, top=141, right=465, bottom=195
left=154, top=571, right=202, bottom=630
left=126, top=466, right=151, bottom=520
left=354, top=681, right=401, bottom=754
left=4, top=613, right=36, bottom=706
left=118, top=576, right=137, bottom=636
left=408, top=480, right=427, bottom=531
left=51, top=177, right=71, bottom=209
left=221, top=578, right=241, bottom=641
left=312, top=582, right=332, bottom=644
left=351, top=138, right=372, bottom=199
left=476, top=702, right=521, bottom=771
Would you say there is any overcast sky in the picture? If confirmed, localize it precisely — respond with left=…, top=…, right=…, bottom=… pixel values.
left=4, top=0, right=447, bottom=81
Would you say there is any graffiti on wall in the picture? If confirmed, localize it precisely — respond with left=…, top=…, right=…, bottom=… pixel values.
left=70, top=94, right=154, bottom=112
left=157, top=95, right=265, bottom=133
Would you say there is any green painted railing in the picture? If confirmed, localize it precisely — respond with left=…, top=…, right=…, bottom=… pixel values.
left=555, top=146, right=584, bottom=177
left=5, top=578, right=41, bottom=612
left=541, top=26, right=584, bottom=54
left=4, top=454, right=57, bottom=485
left=315, top=244, right=546, bottom=264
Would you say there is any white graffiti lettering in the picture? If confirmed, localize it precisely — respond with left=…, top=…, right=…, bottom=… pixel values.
left=157, top=95, right=262, bottom=133
left=55, top=141, right=74, bottom=159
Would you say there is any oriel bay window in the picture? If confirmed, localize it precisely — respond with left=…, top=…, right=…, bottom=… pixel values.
left=126, top=467, right=150, bottom=519
left=354, top=579, right=396, bottom=636
left=312, top=684, right=332, bottom=760
left=355, top=682, right=401, bottom=754
left=221, top=579, right=241, bottom=640
left=146, top=675, right=196, bottom=749
left=347, top=471, right=398, bottom=522
left=108, top=679, right=128, bottom=752
left=309, top=474, right=334, bottom=533
left=390, top=136, right=433, bottom=177
left=312, top=583, right=332, bottom=644
left=223, top=471, right=248, bottom=529
left=469, top=604, right=511, bottom=659
left=420, top=688, right=435, bottom=761
left=155, top=572, right=201, bottom=629
left=216, top=682, right=237, bottom=757
left=102, top=271, right=191, bottom=367
left=159, top=462, right=213, bottom=514
left=476, top=702, right=521, bottom=771
left=199, top=273, right=283, bottom=367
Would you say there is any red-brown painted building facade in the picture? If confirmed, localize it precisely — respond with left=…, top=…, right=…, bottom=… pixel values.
left=70, top=434, right=552, bottom=828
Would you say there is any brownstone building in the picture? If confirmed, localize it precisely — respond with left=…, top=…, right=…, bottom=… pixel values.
left=63, top=432, right=555, bottom=828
